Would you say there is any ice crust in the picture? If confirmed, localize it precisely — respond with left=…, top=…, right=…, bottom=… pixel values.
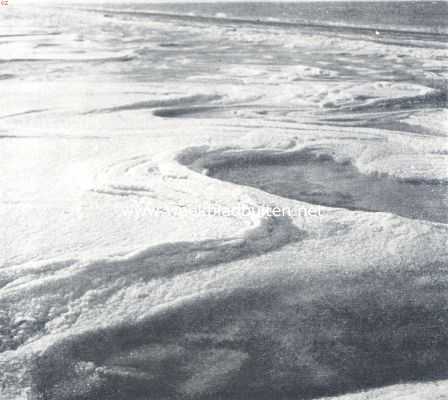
left=0, top=4, right=447, bottom=400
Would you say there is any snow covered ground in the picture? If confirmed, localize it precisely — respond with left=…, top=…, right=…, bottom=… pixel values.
left=0, top=3, right=447, bottom=399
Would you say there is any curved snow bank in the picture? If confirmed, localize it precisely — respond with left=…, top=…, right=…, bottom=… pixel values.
left=177, top=126, right=448, bottom=185
left=0, top=197, right=303, bottom=398
left=0, top=212, right=302, bottom=352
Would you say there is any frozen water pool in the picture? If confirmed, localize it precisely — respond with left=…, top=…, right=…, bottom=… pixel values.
left=210, top=154, right=448, bottom=224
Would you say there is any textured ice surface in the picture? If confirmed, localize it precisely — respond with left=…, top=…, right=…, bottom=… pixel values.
left=0, top=3, right=447, bottom=400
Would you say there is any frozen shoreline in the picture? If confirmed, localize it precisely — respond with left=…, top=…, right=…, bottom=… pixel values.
left=1, top=3, right=447, bottom=399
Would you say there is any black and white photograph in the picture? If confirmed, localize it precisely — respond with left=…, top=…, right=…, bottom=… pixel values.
left=0, top=0, right=447, bottom=399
